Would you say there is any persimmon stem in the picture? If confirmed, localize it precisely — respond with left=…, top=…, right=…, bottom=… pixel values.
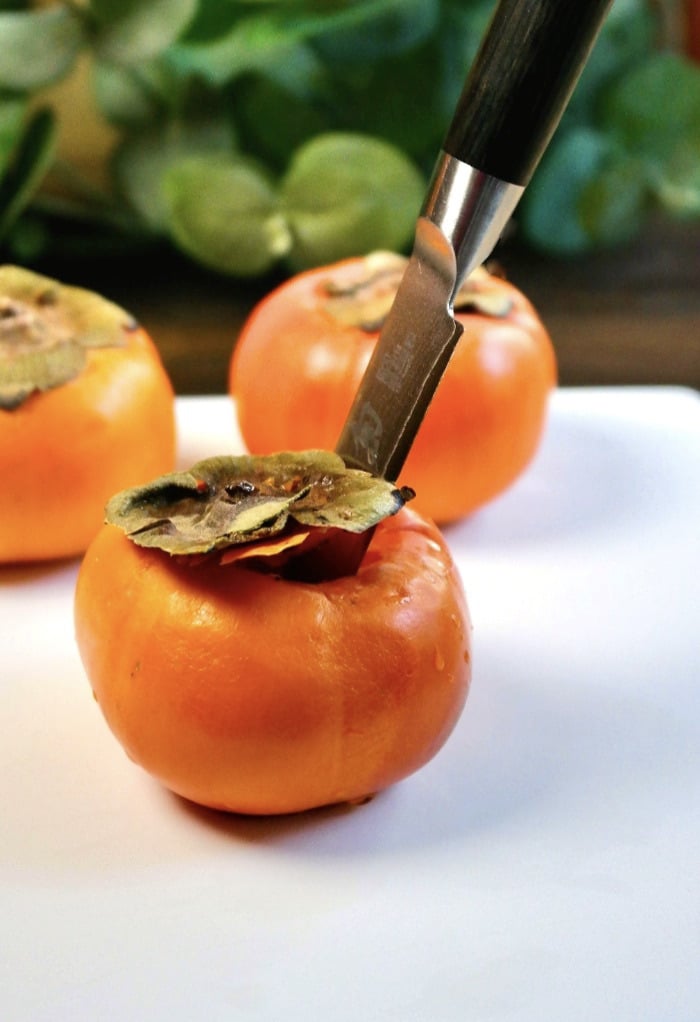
left=282, top=528, right=375, bottom=583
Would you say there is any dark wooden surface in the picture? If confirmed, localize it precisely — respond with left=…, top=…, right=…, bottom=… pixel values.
left=42, top=216, right=700, bottom=395
left=502, top=217, right=700, bottom=390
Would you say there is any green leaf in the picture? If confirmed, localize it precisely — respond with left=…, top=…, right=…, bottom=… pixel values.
left=321, top=33, right=464, bottom=166
left=0, top=107, right=57, bottom=242
left=337, top=0, right=487, bottom=166
left=3, top=213, right=49, bottom=263
left=246, top=39, right=326, bottom=98
left=167, top=0, right=437, bottom=85
left=0, top=96, right=25, bottom=177
left=519, top=128, right=614, bottom=256
left=0, top=6, right=84, bottom=90
left=163, top=153, right=287, bottom=277
left=651, top=140, right=700, bottom=218
left=232, top=72, right=333, bottom=169
left=280, top=132, right=425, bottom=271
left=92, top=60, right=168, bottom=129
left=311, top=0, right=440, bottom=64
left=113, top=115, right=235, bottom=230
left=521, top=125, right=653, bottom=255
left=599, top=52, right=700, bottom=221
left=601, top=52, right=700, bottom=158
left=578, top=154, right=649, bottom=247
left=167, top=16, right=310, bottom=86
left=91, top=0, right=198, bottom=64
left=564, top=0, right=656, bottom=125
left=179, top=0, right=249, bottom=44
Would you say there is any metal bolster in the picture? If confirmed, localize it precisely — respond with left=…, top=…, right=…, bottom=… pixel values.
left=421, top=152, right=524, bottom=305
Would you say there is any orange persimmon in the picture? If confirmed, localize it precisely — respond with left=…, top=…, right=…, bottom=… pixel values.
left=229, top=252, right=557, bottom=524
left=0, top=266, right=176, bottom=563
left=75, top=506, right=472, bottom=815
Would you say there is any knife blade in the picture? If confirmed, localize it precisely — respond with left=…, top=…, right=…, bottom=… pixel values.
left=336, top=0, right=613, bottom=485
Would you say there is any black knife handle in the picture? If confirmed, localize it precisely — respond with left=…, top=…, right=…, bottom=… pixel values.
left=444, top=0, right=613, bottom=186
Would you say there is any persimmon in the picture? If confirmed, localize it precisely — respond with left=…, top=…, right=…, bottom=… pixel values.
left=229, top=252, right=557, bottom=524
left=0, top=266, right=176, bottom=563
left=74, top=452, right=472, bottom=816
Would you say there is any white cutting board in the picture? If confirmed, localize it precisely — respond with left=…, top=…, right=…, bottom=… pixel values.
left=2, top=387, right=698, bottom=1022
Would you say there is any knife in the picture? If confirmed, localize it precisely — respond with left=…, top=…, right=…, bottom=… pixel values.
left=336, top=0, right=613, bottom=489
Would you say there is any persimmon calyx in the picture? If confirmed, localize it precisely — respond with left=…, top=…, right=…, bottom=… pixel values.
left=105, top=450, right=414, bottom=561
left=0, top=265, right=134, bottom=410
left=321, top=252, right=513, bottom=331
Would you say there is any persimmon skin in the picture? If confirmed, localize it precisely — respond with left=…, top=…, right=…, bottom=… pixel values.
left=0, top=326, right=176, bottom=563
left=75, top=508, right=472, bottom=815
left=229, top=257, right=557, bottom=524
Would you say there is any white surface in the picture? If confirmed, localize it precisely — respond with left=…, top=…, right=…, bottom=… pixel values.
left=2, top=387, right=699, bottom=1022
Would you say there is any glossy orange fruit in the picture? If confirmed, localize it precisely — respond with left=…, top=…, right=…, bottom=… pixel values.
left=0, top=268, right=176, bottom=563
left=75, top=507, right=472, bottom=815
left=229, top=253, right=557, bottom=524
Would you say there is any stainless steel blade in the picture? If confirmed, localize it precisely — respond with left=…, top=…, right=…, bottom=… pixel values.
left=335, top=217, right=464, bottom=483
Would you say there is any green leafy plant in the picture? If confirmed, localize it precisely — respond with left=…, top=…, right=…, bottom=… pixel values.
left=0, top=0, right=698, bottom=274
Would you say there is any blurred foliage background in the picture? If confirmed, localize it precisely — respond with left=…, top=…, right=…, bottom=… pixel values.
left=0, top=0, right=698, bottom=279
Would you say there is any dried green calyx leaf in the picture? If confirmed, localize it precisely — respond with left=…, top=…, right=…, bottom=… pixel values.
left=106, top=450, right=414, bottom=557
left=322, top=250, right=406, bottom=330
left=453, top=266, right=514, bottom=318
left=322, top=253, right=512, bottom=331
left=0, top=265, right=135, bottom=410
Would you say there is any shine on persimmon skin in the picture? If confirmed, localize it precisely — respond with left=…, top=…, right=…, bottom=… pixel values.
left=75, top=507, right=472, bottom=816
left=0, top=325, right=176, bottom=563
left=229, top=257, right=557, bottom=524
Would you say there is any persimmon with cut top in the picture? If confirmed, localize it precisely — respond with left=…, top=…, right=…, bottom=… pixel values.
left=229, top=252, right=557, bottom=524
left=0, top=266, right=176, bottom=563
left=74, top=452, right=472, bottom=816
